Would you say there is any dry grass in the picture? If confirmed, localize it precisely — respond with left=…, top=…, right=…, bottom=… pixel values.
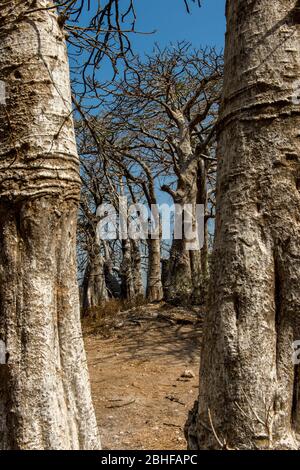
left=82, top=296, right=148, bottom=337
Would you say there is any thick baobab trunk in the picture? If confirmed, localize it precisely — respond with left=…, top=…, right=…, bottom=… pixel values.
left=0, top=1, right=100, bottom=449
left=82, top=246, right=108, bottom=313
left=187, top=0, right=300, bottom=450
left=147, top=237, right=163, bottom=302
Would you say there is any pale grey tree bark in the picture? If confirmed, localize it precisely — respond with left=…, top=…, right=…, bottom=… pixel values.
left=131, top=239, right=144, bottom=299
left=187, top=0, right=300, bottom=450
left=197, top=159, right=209, bottom=296
left=120, top=238, right=144, bottom=301
left=0, top=1, right=100, bottom=449
left=120, top=238, right=136, bottom=300
left=82, top=245, right=108, bottom=312
left=142, top=171, right=163, bottom=303
left=147, top=237, right=163, bottom=302
left=162, top=133, right=204, bottom=305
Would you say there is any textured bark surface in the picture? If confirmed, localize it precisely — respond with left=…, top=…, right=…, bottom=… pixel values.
left=120, top=239, right=136, bottom=300
left=139, top=165, right=163, bottom=303
left=131, top=240, right=144, bottom=299
left=82, top=247, right=108, bottom=312
left=197, top=159, right=209, bottom=290
left=147, top=237, right=163, bottom=302
left=0, top=1, right=100, bottom=449
left=187, top=0, right=300, bottom=450
left=164, top=152, right=204, bottom=305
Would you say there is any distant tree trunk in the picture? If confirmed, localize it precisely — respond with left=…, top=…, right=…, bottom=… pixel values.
left=164, top=155, right=204, bottom=304
left=102, top=243, right=122, bottom=299
left=187, top=0, right=300, bottom=450
left=121, top=239, right=144, bottom=301
left=197, top=159, right=209, bottom=296
left=82, top=245, right=108, bottom=313
left=161, top=258, right=170, bottom=298
left=147, top=237, right=163, bottom=302
left=0, top=1, right=100, bottom=449
left=131, top=240, right=144, bottom=299
left=142, top=173, right=163, bottom=303
left=120, top=239, right=136, bottom=300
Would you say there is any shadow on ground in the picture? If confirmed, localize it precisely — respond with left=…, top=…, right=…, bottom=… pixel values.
left=84, top=302, right=203, bottom=450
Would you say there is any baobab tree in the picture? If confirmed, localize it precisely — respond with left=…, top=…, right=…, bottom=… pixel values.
left=108, top=135, right=164, bottom=303
left=78, top=197, right=110, bottom=311
left=109, top=44, right=222, bottom=304
left=77, top=120, right=114, bottom=310
left=121, top=159, right=163, bottom=303
left=77, top=115, right=146, bottom=303
left=187, top=0, right=300, bottom=450
left=119, top=179, right=145, bottom=301
left=0, top=0, right=138, bottom=450
left=76, top=107, right=163, bottom=302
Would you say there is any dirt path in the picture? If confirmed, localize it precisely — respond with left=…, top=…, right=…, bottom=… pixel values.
left=84, top=303, right=203, bottom=450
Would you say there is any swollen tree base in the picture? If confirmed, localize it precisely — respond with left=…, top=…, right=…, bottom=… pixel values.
left=187, top=0, right=300, bottom=450
left=0, top=198, right=100, bottom=449
left=0, top=1, right=100, bottom=449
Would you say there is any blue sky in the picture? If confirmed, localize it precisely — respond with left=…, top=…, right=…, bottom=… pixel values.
left=128, top=0, right=226, bottom=207
left=70, top=0, right=226, bottom=89
left=74, top=1, right=226, bottom=228
left=75, top=0, right=226, bottom=82
left=132, top=0, right=226, bottom=55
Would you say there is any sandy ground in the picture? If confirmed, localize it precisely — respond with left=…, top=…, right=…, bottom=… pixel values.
left=84, top=303, right=203, bottom=450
